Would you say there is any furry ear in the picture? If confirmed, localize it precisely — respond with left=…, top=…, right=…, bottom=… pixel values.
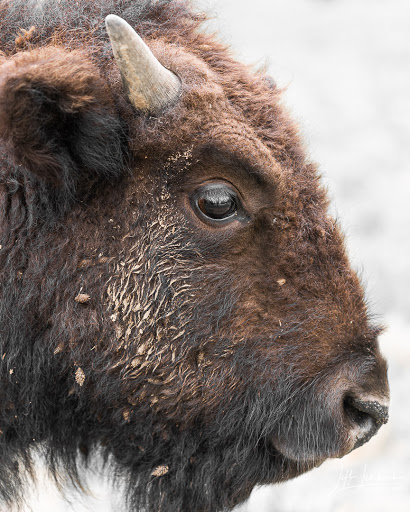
left=0, top=47, right=126, bottom=187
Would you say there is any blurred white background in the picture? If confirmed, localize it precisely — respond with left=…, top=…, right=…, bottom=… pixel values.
left=19, top=0, right=410, bottom=511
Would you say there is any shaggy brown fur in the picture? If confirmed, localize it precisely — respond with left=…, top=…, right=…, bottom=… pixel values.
left=0, top=1, right=388, bottom=511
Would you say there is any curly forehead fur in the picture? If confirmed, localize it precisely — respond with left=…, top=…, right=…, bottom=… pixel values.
left=0, top=1, right=388, bottom=511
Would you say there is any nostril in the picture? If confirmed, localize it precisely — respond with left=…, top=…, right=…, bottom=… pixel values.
left=343, top=395, right=389, bottom=450
left=344, top=396, right=370, bottom=427
left=344, top=396, right=389, bottom=426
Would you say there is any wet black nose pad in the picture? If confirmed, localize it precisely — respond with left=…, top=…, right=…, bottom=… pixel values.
left=344, top=396, right=389, bottom=449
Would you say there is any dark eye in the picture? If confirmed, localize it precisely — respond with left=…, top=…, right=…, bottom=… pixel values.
left=192, top=183, right=243, bottom=224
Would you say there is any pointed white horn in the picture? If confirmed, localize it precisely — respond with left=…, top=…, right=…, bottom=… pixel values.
left=105, top=14, right=181, bottom=114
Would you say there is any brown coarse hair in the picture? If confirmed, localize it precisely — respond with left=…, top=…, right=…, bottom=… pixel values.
left=0, top=2, right=388, bottom=512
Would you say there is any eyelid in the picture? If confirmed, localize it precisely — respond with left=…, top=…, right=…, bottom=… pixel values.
left=199, top=184, right=235, bottom=200
left=193, top=183, right=239, bottom=207
left=187, top=178, right=246, bottom=204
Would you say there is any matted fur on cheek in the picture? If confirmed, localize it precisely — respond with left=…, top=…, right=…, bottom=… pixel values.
left=102, top=205, right=201, bottom=415
left=100, top=187, right=242, bottom=423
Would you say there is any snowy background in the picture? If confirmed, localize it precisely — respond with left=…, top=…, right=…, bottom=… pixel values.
left=20, top=0, right=410, bottom=511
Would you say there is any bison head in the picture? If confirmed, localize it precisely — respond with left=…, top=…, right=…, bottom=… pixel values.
left=0, top=2, right=388, bottom=511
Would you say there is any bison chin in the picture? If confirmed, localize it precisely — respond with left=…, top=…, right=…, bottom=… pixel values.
left=104, top=392, right=324, bottom=512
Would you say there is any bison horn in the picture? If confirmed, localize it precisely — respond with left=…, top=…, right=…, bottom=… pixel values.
left=105, top=14, right=181, bottom=114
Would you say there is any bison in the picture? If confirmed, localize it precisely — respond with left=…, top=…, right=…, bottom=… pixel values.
left=0, top=1, right=389, bottom=511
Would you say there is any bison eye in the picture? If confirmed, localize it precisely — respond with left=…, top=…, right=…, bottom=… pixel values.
left=192, top=183, right=242, bottom=223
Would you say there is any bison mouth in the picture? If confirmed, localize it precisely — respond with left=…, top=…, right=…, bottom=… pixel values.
left=265, top=394, right=389, bottom=474
left=269, top=437, right=328, bottom=470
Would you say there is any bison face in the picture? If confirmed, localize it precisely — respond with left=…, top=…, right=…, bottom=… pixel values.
left=98, top=20, right=389, bottom=509
left=104, top=15, right=389, bottom=500
left=0, top=9, right=388, bottom=512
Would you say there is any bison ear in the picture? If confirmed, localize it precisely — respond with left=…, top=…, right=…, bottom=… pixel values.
left=0, top=47, right=125, bottom=186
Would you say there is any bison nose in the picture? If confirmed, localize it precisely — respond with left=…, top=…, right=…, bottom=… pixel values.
left=343, top=395, right=389, bottom=450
